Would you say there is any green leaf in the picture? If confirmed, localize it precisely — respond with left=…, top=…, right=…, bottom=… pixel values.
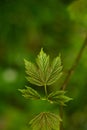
left=46, top=55, right=63, bottom=85
left=18, top=86, right=41, bottom=100
left=24, top=48, right=63, bottom=86
left=48, top=91, right=72, bottom=106
left=29, top=112, right=62, bottom=130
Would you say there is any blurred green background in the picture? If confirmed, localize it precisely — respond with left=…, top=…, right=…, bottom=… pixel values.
left=0, top=0, right=87, bottom=130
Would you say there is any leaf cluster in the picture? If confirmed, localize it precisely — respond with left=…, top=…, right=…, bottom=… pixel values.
left=19, top=49, right=72, bottom=105
left=19, top=86, right=72, bottom=106
left=19, top=48, right=73, bottom=130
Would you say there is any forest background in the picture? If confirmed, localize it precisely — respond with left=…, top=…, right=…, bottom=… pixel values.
left=0, top=0, right=87, bottom=130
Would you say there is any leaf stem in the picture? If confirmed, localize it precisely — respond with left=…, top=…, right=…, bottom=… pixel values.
left=44, top=84, right=48, bottom=99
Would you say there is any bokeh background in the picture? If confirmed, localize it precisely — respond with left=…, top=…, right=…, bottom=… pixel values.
left=0, top=0, right=87, bottom=130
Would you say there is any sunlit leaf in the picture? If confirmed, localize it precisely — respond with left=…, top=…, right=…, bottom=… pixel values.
left=48, top=91, right=72, bottom=105
left=29, top=112, right=62, bottom=130
left=18, top=86, right=41, bottom=100
left=24, top=48, right=63, bottom=86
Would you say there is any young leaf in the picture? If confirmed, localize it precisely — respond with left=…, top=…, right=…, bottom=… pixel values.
left=48, top=91, right=72, bottom=105
left=29, top=112, right=62, bottom=130
left=24, top=48, right=63, bottom=86
left=47, top=56, right=63, bottom=85
left=18, top=86, right=41, bottom=100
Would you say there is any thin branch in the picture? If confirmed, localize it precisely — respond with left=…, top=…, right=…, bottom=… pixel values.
left=60, top=36, right=87, bottom=130
left=61, top=37, right=87, bottom=91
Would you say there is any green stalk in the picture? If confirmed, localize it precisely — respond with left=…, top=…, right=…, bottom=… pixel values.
left=44, top=84, right=48, bottom=99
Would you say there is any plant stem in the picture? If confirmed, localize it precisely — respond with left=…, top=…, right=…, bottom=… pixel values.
left=44, top=84, right=48, bottom=99
left=60, top=36, right=87, bottom=130
left=61, top=37, right=87, bottom=91
left=60, top=106, right=64, bottom=130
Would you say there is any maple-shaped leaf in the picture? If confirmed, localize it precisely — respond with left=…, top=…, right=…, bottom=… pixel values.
left=29, top=112, right=62, bottom=130
left=18, top=86, right=41, bottom=100
left=24, top=48, right=63, bottom=86
left=48, top=91, right=72, bottom=106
